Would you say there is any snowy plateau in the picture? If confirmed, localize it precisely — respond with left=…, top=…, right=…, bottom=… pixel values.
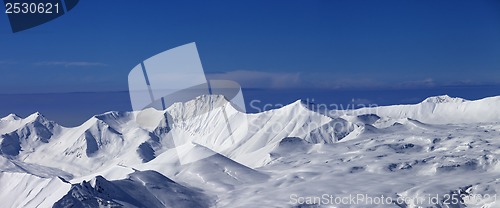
left=0, top=95, right=499, bottom=208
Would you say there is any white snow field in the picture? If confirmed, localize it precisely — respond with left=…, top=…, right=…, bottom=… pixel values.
left=0, top=95, right=499, bottom=207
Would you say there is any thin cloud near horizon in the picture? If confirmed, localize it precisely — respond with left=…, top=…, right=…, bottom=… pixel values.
left=34, top=61, right=108, bottom=68
left=206, top=70, right=499, bottom=90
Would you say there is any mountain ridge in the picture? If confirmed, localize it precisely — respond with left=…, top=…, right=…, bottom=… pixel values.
left=1, top=94, right=500, bottom=207
left=348, top=94, right=500, bottom=124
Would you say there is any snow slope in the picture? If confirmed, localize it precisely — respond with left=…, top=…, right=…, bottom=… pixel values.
left=54, top=170, right=213, bottom=208
left=0, top=172, right=71, bottom=208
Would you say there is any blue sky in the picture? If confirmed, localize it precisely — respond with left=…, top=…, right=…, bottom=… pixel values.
left=1, top=0, right=500, bottom=93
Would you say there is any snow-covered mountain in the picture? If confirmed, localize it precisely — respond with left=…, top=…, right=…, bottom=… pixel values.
left=346, top=95, right=500, bottom=124
left=0, top=94, right=499, bottom=207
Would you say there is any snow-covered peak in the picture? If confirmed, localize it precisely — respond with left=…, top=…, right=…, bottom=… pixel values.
left=92, top=111, right=137, bottom=133
left=281, top=99, right=317, bottom=113
left=23, top=112, right=50, bottom=124
left=167, top=94, right=230, bottom=112
left=422, top=95, right=467, bottom=103
left=0, top=114, right=21, bottom=121
left=94, top=111, right=127, bottom=121
left=299, top=99, right=314, bottom=107
left=0, top=112, right=55, bottom=135
left=164, top=94, right=238, bottom=131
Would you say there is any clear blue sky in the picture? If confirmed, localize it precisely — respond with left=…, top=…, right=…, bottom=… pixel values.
left=1, top=0, right=500, bottom=93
